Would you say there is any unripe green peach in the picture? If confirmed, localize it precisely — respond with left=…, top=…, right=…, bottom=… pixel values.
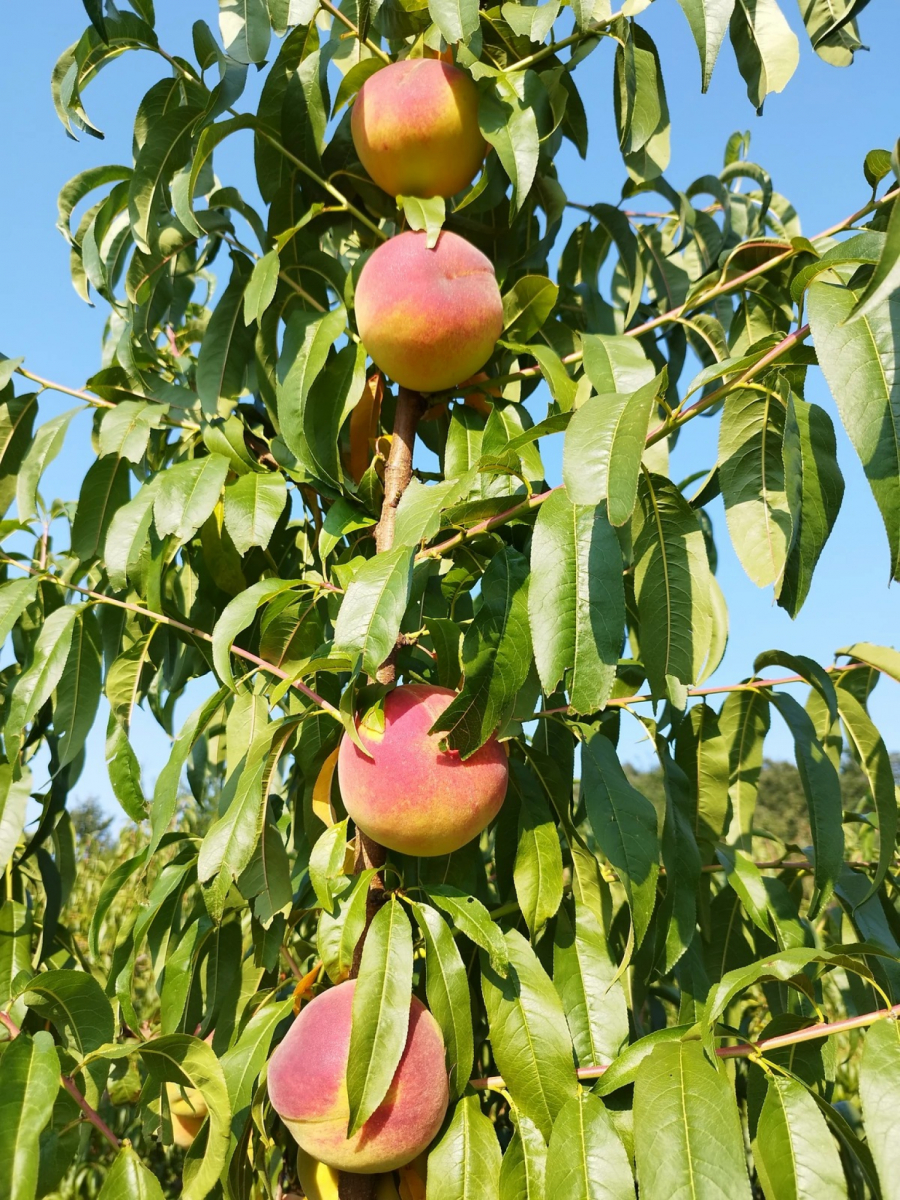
left=268, top=981, right=449, bottom=1174
left=351, top=59, right=484, bottom=199
left=355, top=232, right=503, bottom=394
left=337, top=684, right=508, bottom=857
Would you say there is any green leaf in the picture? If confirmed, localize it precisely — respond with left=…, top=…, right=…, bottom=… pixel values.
left=481, top=928, right=578, bottom=1139
left=105, top=720, right=147, bottom=822
left=513, top=773, right=563, bottom=938
left=17, top=408, right=82, bottom=523
left=333, top=546, right=415, bottom=678
left=98, top=401, right=167, bottom=462
left=197, top=724, right=277, bottom=922
left=593, top=1024, right=694, bottom=1097
left=221, top=0, right=273, bottom=59
left=835, top=681, right=897, bottom=903
left=21, top=969, right=114, bottom=1060
left=430, top=546, right=531, bottom=758
left=768, top=692, right=843, bottom=917
left=581, top=333, right=655, bottom=396
left=243, top=249, right=280, bottom=326
left=6, top=604, right=84, bottom=761
left=0, top=392, right=37, bottom=519
left=590, top=205, right=645, bottom=325
left=276, top=307, right=348, bottom=479
left=730, top=0, right=800, bottom=112
left=502, top=276, right=558, bottom=342
left=0, top=1032, right=60, bottom=1200
left=223, top=472, right=286, bottom=555
left=105, top=476, right=160, bottom=591
left=0, top=765, right=31, bottom=877
left=212, top=577, right=299, bottom=689
left=195, top=253, right=257, bottom=415
left=676, top=0, right=736, bottom=90
left=859, top=1017, right=900, bottom=1200
left=777, top=393, right=844, bottom=616
left=346, top=895, right=414, bottom=1136
left=136, top=1034, right=231, bottom=1200
left=674, top=702, right=730, bottom=856
left=426, top=0, right=482, bottom=40
left=529, top=489, right=623, bottom=715
left=127, top=105, right=198, bottom=254
left=479, top=76, right=540, bottom=216
left=105, top=628, right=159, bottom=731
left=580, top=732, right=659, bottom=945
left=71, top=454, right=131, bottom=562
left=563, top=375, right=663, bottom=524
left=308, top=818, right=350, bottom=913
left=719, top=687, right=770, bottom=846
left=837, top=641, right=900, bottom=685
left=546, top=1091, right=634, bottom=1200
left=240, top=820, right=293, bottom=927
left=718, top=386, right=792, bottom=589
left=613, top=25, right=671, bottom=183
left=412, top=902, right=475, bottom=1102
left=0, top=579, right=38, bottom=652
left=54, top=608, right=103, bottom=768
left=849, top=184, right=900, bottom=321
left=219, top=995, right=294, bottom=1123
left=634, top=1040, right=752, bottom=1200
left=317, top=870, right=376, bottom=985
left=150, top=689, right=228, bottom=857
left=553, top=901, right=629, bottom=1069
left=0, top=901, right=33, bottom=1011
left=97, top=1146, right=165, bottom=1200
left=808, top=279, right=900, bottom=580
left=753, top=1076, right=847, bottom=1200
left=154, top=454, right=230, bottom=545
left=632, top=472, right=713, bottom=696
left=397, top=195, right=446, bottom=249
left=428, top=1094, right=502, bottom=1200
left=499, top=1112, right=547, bottom=1200
left=424, top=885, right=510, bottom=975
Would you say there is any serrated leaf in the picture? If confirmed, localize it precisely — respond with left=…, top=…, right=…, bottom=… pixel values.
left=71, top=454, right=131, bottom=562
left=581, top=333, right=655, bottom=395
left=563, top=375, right=663, bottom=524
left=276, top=306, right=348, bottom=479
left=223, top=471, right=286, bottom=555
left=553, top=901, right=629, bottom=1069
left=105, top=476, right=161, bottom=591
left=243, top=249, right=280, bottom=326
left=0, top=1032, right=60, bottom=1200
left=479, top=77, right=540, bottom=216
left=677, top=0, right=735, bottom=89
left=346, top=895, right=414, bottom=1136
left=212, top=577, right=299, bottom=688
left=219, top=0, right=271, bottom=64
left=397, top=195, right=446, bottom=249
left=6, top=605, right=84, bottom=761
left=481, top=929, right=578, bottom=1138
left=54, top=608, right=103, bottom=768
left=196, top=253, right=256, bottom=415
left=0, top=767, right=32, bottom=875
left=0, top=391, right=38, bottom=519
left=428, top=1094, right=502, bottom=1200
left=581, top=732, right=659, bottom=945
left=859, top=1017, right=900, bottom=1200
left=636, top=1042, right=752, bottom=1198
left=154, top=454, right=230, bottom=545
left=97, top=1146, right=165, bottom=1200
left=499, top=1112, right=547, bottom=1200
left=753, top=1076, right=847, bottom=1200
left=808, top=279, right=900, bottom=580
left=16, top=407, right=82, bottom=523
left=502, top=275, right=558, bottom=342
left=425, top=885, right=510, bottom=975
left=730, top=0, right=800, bottom=112
left=513, top=771, right=563, bottom=937
left=546, top=1091, right=634, bottom=1200
left=412, top=902, right=474, bottom=1102
left=127, top=105, right=198, bottom=254
left=333, top=546, right=414, bottom=678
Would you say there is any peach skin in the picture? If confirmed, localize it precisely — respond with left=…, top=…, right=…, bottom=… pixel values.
left=351, top=60, right=484, bottom=199
left=337, top=684, right=508, bottom=857
left=355, top=231, right=503, bottom=394
left=268, top=982, right=449, bottom=1174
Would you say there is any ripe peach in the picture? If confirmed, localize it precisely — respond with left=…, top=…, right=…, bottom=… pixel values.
left=355, top=231, right=503, bottom=394
left=166, top=1082, right=207, bottom=1148
left=351, top=60, right=484, bottom=199
left=268, top=981, right=449, bottom=1174
left=337, top=684, right=508, bottom=857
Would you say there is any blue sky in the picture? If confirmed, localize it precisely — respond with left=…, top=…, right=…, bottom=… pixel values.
left=1, top=0, right=898, bottom=816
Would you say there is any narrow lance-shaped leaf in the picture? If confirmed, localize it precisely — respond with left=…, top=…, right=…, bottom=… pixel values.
left=0, top=1032, right=60, bottom=1200
left=500, top=1111, right=547, bottom=1200
left=753, top=1076, right=847, bottom=1200
left=223, top=472, right=287, bottom=556
left=412, top=902, right=475, bottom=1101
left=553, top=901, right=629, bottom=1068
left=634, top=1040, right=752, bottom=1200
left=333, top=546, right=415, bottom=679
left=196, top=253, right=256, bottom=416
left=428, top=1094, right=502, bottom=1200
left=346, top=895, right=414, bottom=1136
left=546, top=1091, right=635, bottom=1200
left=808, top=278, right=900, bottom=580
left=6, top=604, right=85, bottom=761
left=730, top=0, right=800, bottom=112
left=154, top=454, right=231, bottom=545
left=859, top=1017, right=900, bottom=1200
left=54, top=607, right=103, bottom=768
left=676, top=0, right=736, bottom=90
left=512, top=765, right=564, bottom=938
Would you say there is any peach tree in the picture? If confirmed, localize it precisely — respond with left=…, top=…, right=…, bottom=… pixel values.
left=1, top=0, right=899, bottom=1198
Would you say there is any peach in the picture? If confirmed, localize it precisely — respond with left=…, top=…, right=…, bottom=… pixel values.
left=268, top=981, right=449, bottom=1174
left=355, top=231, right=503, bottom=394
left=337, top=684, right=508, bottom=857
left=351, top=60, right=484, bottom=199
left=166, top=1082, right=207, bottom=1148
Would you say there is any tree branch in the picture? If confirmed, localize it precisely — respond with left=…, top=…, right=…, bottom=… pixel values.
left=469, top=1002, right=900, bottom=1089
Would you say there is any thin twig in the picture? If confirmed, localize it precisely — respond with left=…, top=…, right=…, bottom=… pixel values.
left=319, top=0, right=391, bottom=62
left=15, top=367, right=200, bottom=432
left=469, top=1002, right=900, bottom=1089
left=0, top=555, right=342, bottom=721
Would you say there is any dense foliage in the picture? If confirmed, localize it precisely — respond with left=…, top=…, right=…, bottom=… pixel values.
left=1, top=0, right=899, bottom=1198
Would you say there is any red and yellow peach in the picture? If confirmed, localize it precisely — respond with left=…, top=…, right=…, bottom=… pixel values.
left=351, top=60, right=484, bottom=199
left=337, top=684, right=508, bottom=857
left=268, top=981, right=449, bottom=1173
left=355, top=232, right=503, bottom=395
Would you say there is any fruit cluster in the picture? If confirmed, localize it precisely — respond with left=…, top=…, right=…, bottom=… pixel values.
left=266, top=63, right=508, bottom=1184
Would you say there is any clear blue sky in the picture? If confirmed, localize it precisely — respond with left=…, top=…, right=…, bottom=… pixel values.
left=1, top=0, right=898, bottom=815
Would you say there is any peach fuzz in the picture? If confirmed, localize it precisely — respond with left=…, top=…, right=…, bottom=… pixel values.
left=351, top=60, right=484, bottom=199
left=337, top=684, right=508, bottom=857
left=355, top=232, right=503, bottom=394
left=268, top=981, right=449, bottom=1174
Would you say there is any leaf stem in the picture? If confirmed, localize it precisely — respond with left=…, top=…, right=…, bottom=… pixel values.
left=508, top=7, right=624, bottom=72
left=14, top=367, right=200, bottom=432
left=0, top=555, right=342, bottom=721
left=0, top=1010, right=121, bottom=1149
left=469, top=1001, right=900, bottom=1089
left=318, top=0, right=391, bottom=62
